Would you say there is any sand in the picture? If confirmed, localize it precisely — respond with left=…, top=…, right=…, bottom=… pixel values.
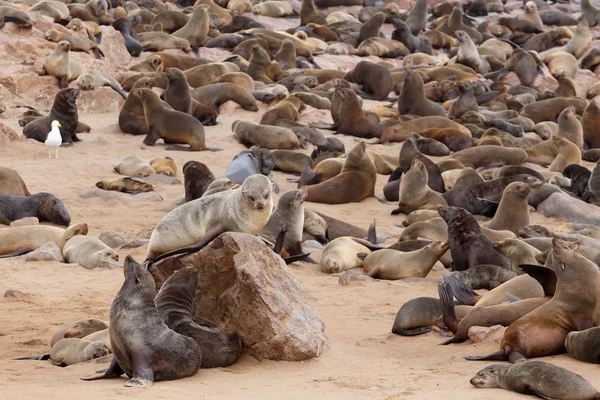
left=0, top=100, right=599, bottom=400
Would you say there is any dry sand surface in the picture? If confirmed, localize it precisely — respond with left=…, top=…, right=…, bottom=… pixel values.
left=1, top=104, right=599, bottom=400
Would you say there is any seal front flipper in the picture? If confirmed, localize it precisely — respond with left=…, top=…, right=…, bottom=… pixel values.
left=350, top=238, right=385, bottom=251
left=395, top=327, right=432, bottom=336
left=283, top=252, right=312, bottom=264
left=273, top=229, right=287, bottom=255
left=367, top=219, right=377, bottom=244
left=438, top=282, right=458, bottom=338
left=14, top=354, right=50, bottom=360
left=442, top=275, right=479, bottom=306
left=81, top=357, right=125, bottom=381
left=105, top=83, right=127, bottom=99
left=505, top=293, right=521, bottom=303
left=58, top=76, right=69, bottom=89
left=519, top=264, right=557, bottom=296
left=530, top=389, right=552, bottom=400
left=125, top=347, right=154, bottom=388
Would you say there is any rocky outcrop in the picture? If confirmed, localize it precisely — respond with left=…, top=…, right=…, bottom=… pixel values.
left=149, top=232, right=327, bottom=361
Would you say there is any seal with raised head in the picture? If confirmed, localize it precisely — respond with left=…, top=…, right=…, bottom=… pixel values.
left=397, top=68, right=446, bottom=117
left=154, top=267, right=242, bottom=368
left=24, top=88, right=80, bottom=146
left=81, top=256, right=203, bottom=387
left=118, top=77, right=154, bottom=136
left=146, top=174, right=273, bottom=262
left=485, top=182, right=531, bottom=234
left=260, top=189, right=307, bottom=259
left=0, top=192, right=70, bottom=226
left=40, top=41, right=86, bottom=88
left=183, top=161, right=214, bottom=202
left=342, top=60, right=393, bottom=101
left=392, top=157, right=447, bottom=215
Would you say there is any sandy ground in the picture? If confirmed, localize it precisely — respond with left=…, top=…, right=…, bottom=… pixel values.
left=0, top=103, right=599, bottom=400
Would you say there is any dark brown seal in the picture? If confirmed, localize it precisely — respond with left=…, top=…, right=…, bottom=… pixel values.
left=154, top=267, right=242, bottom=368
left=23, top=88, right=80, bottom=146
left=81, top=256, right=202, bottom=387
left=0, top=167, right=30, bottom=197
left=163, top=67, right=217, bottom=126
left=566, top=327, right=600, bottom=364
left=0, top=193, right=70, bottom=226
left=391, top=297, right=442, bottom=336
left=118, top=77, right=154, bottom=135
left=342, top=61, right=393, bottom=101
left=439, top=206, right=511, bottom=271
left=190, top=83, right=258, bottom=113
left=183, top=161, right=215, bottom=202
left=397, top=68, right=446, bottom=117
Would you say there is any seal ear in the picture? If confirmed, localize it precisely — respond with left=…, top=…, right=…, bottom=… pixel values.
left=565, top=241, right=581, bottom=252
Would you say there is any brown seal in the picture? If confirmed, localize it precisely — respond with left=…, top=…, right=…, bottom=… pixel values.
left=96, top=177, right=154, bottom=194
left=381, top=116, right=470, bottom=143
left=299, top=141, right=376, bottom=204
left=392, top=157, right=447, bottom=215
left=470, top=361, right=600, bottom=399
left=40, top=41, right=86, bottom=88
left=50, top=319, right=108, bottom=347
left=23, top=88, right=80, bottom=146
left=485, top=182, right=531, bottom=233
left=521, top=97, right=587, bottom=124
left=190, top=83, right=258, bottom=113
left=118, top=77, right=154, bottom=135
left=397, top=68, right=446, bottom=117
left=273, top=150, right=313, bottom=174
left=0, top=167, right=30, bottom=197
left=583, top=101, right=600, bottom=149
left=154, top=267, right=242, bottom=368
left=260, top=97, right=306, bottom=126
left=421, top=128, right=474, bottom=151
left=246, top=45, right=273, bottom=84
left=129, top=55, right=164, bottom=73
left=163, top=67, right=217, bottom=126
left=233, top=120, right=301, bottom=150
left=300, top=0, right=326, bottom=25
left=343, top=61, right=393, bottom=101
left=299, top=158, right=344, bottom=186
left=155, top=51, right=208, bottom=70
left=44, top=29, right=103, bottom=58
left=0, top=192, right=70, bottom=226
left=150, top=157, right=176, bottom=176
left=172, top=5, right=209, bottom=55
left=439, top=206, right=511, bottom=271
left=391, top=297, right=443, bottom=336
left=183, top=161, right=215, bottom=202
left=566, top=327, right=600, bottom=363
left=260, top=189, right=307, bottom=259
left=466, top=239, right=600, bottom=363
left=137, top=31, right=192, bottom=53
left=81, top=256, right=203, bottom=387
left=549, top=136, right=581, bottom=172
left=136, top=88, right=220, bottom=151
left=451, top=145, right=527, bottom=168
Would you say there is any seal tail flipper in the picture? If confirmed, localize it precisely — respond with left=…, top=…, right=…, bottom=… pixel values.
left=464, top=350, right=508, bottom=361
left=438, top=282, right=458, bottom=335
left=93, top=47, right=102, bottom=59
left=14, top=354, right=50, bottom=360
left=309, top=121, right=338, bottom=130
left=356, top=252, right=368, bottom=260
left=367, top=219, right=377, bottom=244
left=393, top=327, right=432, bottom=336
left=0, top=248, right=34, bottom=258
left=372, top=195, right=393, bottom=205
left=81, top=357, right=124, bottom=381
left=283, top=252, right=312, bottom=264
left=192, top=47, right=200, bottom=58
left=442, top=275, right=479, bottom=306
left=505, top=293, right=521, bottom=302
left=105, top=83, right=127, bottom=99
left=205, top=147, right=224, bottom=152
left=298, top=167, right=317, bottom=186
left=530, top=390, right=552, bottom=400
left=519, top=264, right=557, bottom=296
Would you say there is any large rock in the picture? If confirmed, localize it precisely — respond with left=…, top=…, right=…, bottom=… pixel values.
left=0, top=121, right=22, bottom=143
left=98, top=26, right=132, bottom=67
left=149, top=232, right=327, bottom=361
left=23, top=242, right=64, bottom=262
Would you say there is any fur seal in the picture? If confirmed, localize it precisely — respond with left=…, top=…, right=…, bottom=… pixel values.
left=233, top=120, right=300, bottom=150
left=0, top=167, right=30, bottom=197
left=75, top=70, right=126, bottom=99
left=566, top=327, right=600, bottom=364
left=154, top=268, right=242, bottom=368
left=190, top=83, right=258, bottom=113
left=136, top=88, right=219, bottom=151
left=50, top=338, right=109, bottom=366
left=470, top=361, right=600, bottom=399
left=381, top=117, right=471, bottom=143
left=448, top=264, right=518, bottom=290
left=137, top=32, right=192, bottom=53
left=300, top=142, right=376, bottom=205
left=146, top=174, right=272, bottom=261
left=118, top=77, right=154, bottom=135
left=114, top=155, right=155, bottom=178
left=50, top=319, right=108, bottom=347
left=439, top=206, right=510, bottom=271
left=391, top=297, right=442, bottom=336
left=260, top=97, right=305, bottom=126
left=398, top=69, right=446, bottom=117
left=260, top=189, right=306, bottom=259
left=0, top=193, right=70, bottom=226
left=63, top=236, right=119, bottom=269
left=273, top=151, right=312, bottom=174
left=549, top=136, right=581, bottom=172
left=183, top=161, right=214, bottom=202
left=451, top=146, right=527, bottom=168
left=44, top=29, right=102, bottom=58
left=81, top=256, right=202, bottom=387
left=172, top=4, right=209, bottom=56
left=485, top=182, right=531, bottom=234
left=392, top=157, right=447, bottom=215
left=466, top=239, right=600, bottom=363
left=421, top=128, right=474, bottom=151
left=521, top=97, right=587, bottom=124
left=40, top=41, right=85, bottom=88
left=320, top=237, right=377, bottom=273
left=24, top=88, right=80, bottom=146
left=343, top=61, right=393, bottom=101
left=0, top=223, right=88, bottom=257
left=95, top=177, right=153, bottom=194
left=150, top=157, right=176, bottom=177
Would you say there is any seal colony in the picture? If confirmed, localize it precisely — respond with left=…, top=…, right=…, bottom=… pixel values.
left=3, top=0, right=600, bottom=395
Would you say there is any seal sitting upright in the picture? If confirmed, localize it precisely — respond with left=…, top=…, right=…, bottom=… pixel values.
left=81, top=256, right=202, bottom=387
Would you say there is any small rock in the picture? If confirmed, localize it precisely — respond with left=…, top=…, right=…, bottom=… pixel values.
left=0, top=121, right=22, bottom=144
left=97, top=26, right=131, bottom=67
left=339, top=269, right=368, bottom=286
left=131, top=192, right=163, bottom=202
left=75, top=87, right=125, bottom=114
left=302, top=240, right=324, bottom=250
left=135, top=228, right=154, bottom=240
left=79, top=188, right=127, bottom=205
left=4, top=289, right=33, bottom=298
left=145, top=174, right=181, bottom=185
left=98, top=232, right=127, bottom=248
left=23, top=242, right=64, bottom=262
left=121, top=239, right=149, bottom=249
left=98, top=259, right=123, bottom=269
left=10, top=217, right=39, bottom=228
left=468, top=325, right=506, bottom=344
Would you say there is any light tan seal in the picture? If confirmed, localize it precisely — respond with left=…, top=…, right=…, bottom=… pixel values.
left=320, top=237, right=376, bottom=273
left=146, top=174, right=273, bottom=261
left=114, top=155, right=155, bottom=178
left=50, top=318, right=108, bottom=346
left=95, top=177, right=154, bottom=194
left=150, top=157, right=177, bottom=176
left=0, top=223, right=88, bottom=257
left=63, top=235, right=119, bottom=269
left=0, top=167, right=30, bottom=196
left=451, top=145, right=527, bottom=168
left=392, top=157, right=447, bottom=215
left=40, top=41, right=86, bottom=88
left=485, top=182, right=531, bottom=234
left=232, top=120, right=301, bottom=150
left=50, top=338, right=110, bottom=366
left=549, top=136, right=581, bottom=172
left=362, top=241, right=448, bottom=279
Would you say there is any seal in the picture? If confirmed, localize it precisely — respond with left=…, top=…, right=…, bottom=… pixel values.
left=118, top=77, right=154, bottom=135
left=136, top=88, right=220, bottom=151
left=0, top=167, right=30, bottom=196
left=95, top=177, right=154, bottom=194
left=320, top=236, right=378, bottom=273
left=485, top=182, right=531, bottom=233
left=451, top=145, right=527, bottom=168
left=439, top=206, right=510, bottom=271
left=183, top=161, right=214, bottom=202
left=493, top=238, right=541, bottom=273
left=342, top=60, right=393, bottom=101
left=111, top=16, right=142, bottom=56
left=50, top=338, right=110, bottom=366
left=260, top=97, right=306, bottom=126
left=260, top=189, right=307, bottom=259
left=40, top=41, right=85, bottom=88
left=566, top=327, right=600, bottom=364
left=172, top=4, right=209, bottom=56
left=154, top=267, right=243, bottom=368
left=63, top=235, right=118, bottom=270
left=448, top=264, right=518, bottom=290
left=233, top=120, right=300, bottom=150
left=137, top=31, right=192, bottom=53
left=74, top=70, right=126, bottom=99
left=24, top=88, right=80, bottom=146
left=391, top=297, right=443, bottom=336
left=299, top=141, right=377, bottom=204
left=190, top=83, right=258, bottom=113
left=50, top=319, right=108, bottom=346
left=381, top=116, right=470, bottom=143
left=465, top=239, right=600, bottom=363
left=150, top=157, right=176, bottom=177
left=302, top=210, right=328, bottom=244
left=81, top=256, right=203, bottom=387
left=129, top=55, right=163, bottom=73
left=397, top=68, right=446, bottom=117
left=392, top=157, right=447, bottom=215
left=273, top=150, right=312, bottom=174
left=361, top=241, right=448, bottom=279
left=299, top=158, right=343, bottom=186
left=549, top=136, right=581, bottom=172
left=521, top=97, right=587, bottom=124
left=114, top=155, right=155, bottom=178
left=399, top=217, right=447, bottom=242
left=470, top=361, right=600, bottom=399
left=44, top=29, right=103, bottom=58
left=0, top=192, right=71, bottom=226
left=146, top=174, right=273, bottom=262
left=0, top=223, right=88, bottom=257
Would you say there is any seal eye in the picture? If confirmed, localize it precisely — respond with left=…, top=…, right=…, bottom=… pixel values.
left=248, top=196, right=255, bottom=202
left=263, top=193, right=269, bottom=199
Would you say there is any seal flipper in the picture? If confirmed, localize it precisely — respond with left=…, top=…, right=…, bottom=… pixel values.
left=14, top=354, right=50, bottom=360
left=464, top=350, right=508, bottom=361
left=0, top=248, right=34, bottom=258
left=367, top=219, right=377, bottom=244
left=438, top=282, right=458, bottom=336
left=125, top=347, right=154, bottom=388
left=350, top=238, right=385, bottom=251
left=309, top=121, right=338, bottom=130
left=519, top=264, right=557, bottom=296
left=394, top=327, right=432, bottom=336
left=273, top=229, right=287, bottom=255
left=442, top=275, right=479, bottom=306
left=105, top=83, right=127, bottom=99
left=314, top=234, right=329, bottom=245
left=505, top=293, right=521, bottom=302
left=283, top=252, right=312, bottom=264
left=81, top=357, right=124, bottom=381
left=58, top=76, right=69, bottom=89
left=530, top=389, right=552, bottom=400
left=356, top=252, right=368, bottom=260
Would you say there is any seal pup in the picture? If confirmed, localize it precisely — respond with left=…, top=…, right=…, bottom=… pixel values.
left=0, top=192, right=70, bottom=226
left=154, top=268, right=242, bottom=368
left=0, top=223, right=88, bottom=257
left=50, top=338, right=110, bottom=366
left=320, top=236, right=379, bottom=273
left=150, top=157, right=176, bottom=177
left=466, top=239, right=600, bottom=363
left=392, top=297, right=442, bottom=336
left=114, top=155, right=155, bottom=178
left=183, top=161, right=214, bottom=202
left=146, top=175, right=273, bottom=262
left=470, top=361, right=600, bottom=399
left=81, top=256, right=202, bottom=387
left=485, top=182, right=531, bottom=234
left=63, top=236, right=119, bottom=269
left=50, top=319, right=108, bottom=347
left=95, top=178, right=153, bottom=194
